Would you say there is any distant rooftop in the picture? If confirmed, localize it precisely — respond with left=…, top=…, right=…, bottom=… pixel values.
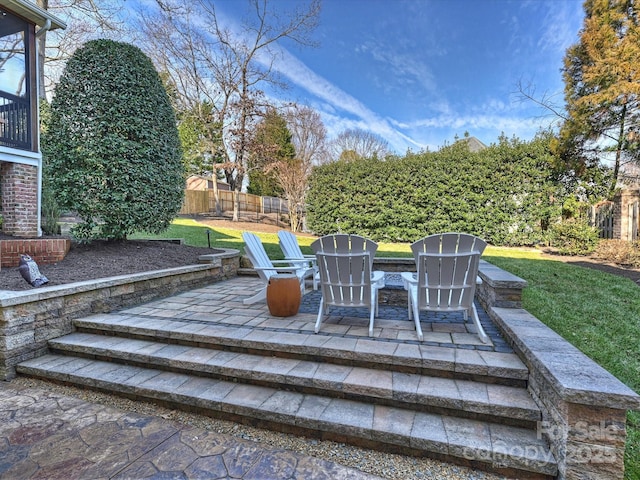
left=459, top=136, right=487, bottom=152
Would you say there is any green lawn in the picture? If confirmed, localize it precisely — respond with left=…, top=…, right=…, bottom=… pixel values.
left=133, top=218, right=640, bottom=478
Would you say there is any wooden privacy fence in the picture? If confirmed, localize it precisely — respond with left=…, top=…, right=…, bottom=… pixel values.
left=588, top=190, right=640, bottom=241
left=590, top=201, right=615, bottom=239
left=180, top=190, right=289, bottom=216
left=629, top=200, right=639, bottom=241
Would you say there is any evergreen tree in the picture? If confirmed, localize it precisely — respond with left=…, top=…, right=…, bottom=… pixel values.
left=248, top=108, right=295, bottom=197
left=177, top=102, right=225, bottom=177
left=42, top=39, right=184, bottom=241
left=558, top=0, right=640, bottom=197
left=306, top=134, right=561, bottom=245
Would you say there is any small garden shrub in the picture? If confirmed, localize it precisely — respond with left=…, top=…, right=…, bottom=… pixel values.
left=593, top=239, right=640, bottom=268
left=547, top=219, right=599, bottom=255
left=40, top=185, right=61, bottom=235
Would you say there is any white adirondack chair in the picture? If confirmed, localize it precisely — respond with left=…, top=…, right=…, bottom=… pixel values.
left=410, top=232, right=488, bottom=261
left=310, top=234, right=385, bottom=293
left=241, top=232, right=315, bottom=305
left=404, top=250, right=489, bottom=343
left=277, top=230, right=319, bottom=289
left=314, top=251, right=379, bottom=336
left=402, top=232, right=487, bottom=318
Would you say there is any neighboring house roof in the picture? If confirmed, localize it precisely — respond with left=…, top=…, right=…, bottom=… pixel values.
left=460, top=136, right=487, bottom=152
left=186, top=176, right=206, bottom=191
left=3, top=0, right=67, bottom=30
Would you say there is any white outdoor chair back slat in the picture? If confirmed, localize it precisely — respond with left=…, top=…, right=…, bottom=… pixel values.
left=317, top=252, right=371, bottom=308
left=278, top=230, right=319, bottom=289
left=242, top=232, right=314, bottom=305
left=407, top=249, right=489, bottom=344
left=312, top=234, right=385, bottom=337
left=411, top=232, right=487, bottom=265
left=418, top=252, right=478, bottom=311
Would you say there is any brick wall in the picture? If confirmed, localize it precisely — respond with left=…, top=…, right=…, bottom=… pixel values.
left=0, top=238, right=71, bottom=268
left=0, top=162, right=39, bottom=237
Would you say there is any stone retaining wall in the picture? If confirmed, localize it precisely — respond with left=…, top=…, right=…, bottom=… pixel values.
left=0, top=248, right=239, bottom=380
left=3, top=251, right=638, bottom=479
left=476, top=264, right=640, bottom=480
left=476, top=259, right=527, bottom=309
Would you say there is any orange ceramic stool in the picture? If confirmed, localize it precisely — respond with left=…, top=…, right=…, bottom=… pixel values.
left=266, top=274, right=301, bottom=317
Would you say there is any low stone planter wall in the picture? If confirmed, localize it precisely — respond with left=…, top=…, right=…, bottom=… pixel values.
left=5, top=250, right=638, bottom=479
left=475, top=262, right=640, bottom=480
left=372, top=257, right=414, bottom=272
left=489, top=306, right=640, bottom=480
left=476, top=259, right=527, bottom=309
left=0, top=248, right=240, bottom=380
left=0, top=238, right=72, bottom=268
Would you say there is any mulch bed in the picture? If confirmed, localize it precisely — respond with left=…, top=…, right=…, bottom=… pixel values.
left=540, top=250, right=640, bottom=285
left=0, top=239, right=217, bottom=291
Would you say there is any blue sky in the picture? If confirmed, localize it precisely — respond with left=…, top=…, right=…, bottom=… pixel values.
left=213, top=0, right=585, bottom=154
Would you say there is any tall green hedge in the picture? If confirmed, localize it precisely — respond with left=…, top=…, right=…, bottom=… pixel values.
left=306, top=135, right=561, bottom=245
left=42, top=39, right=184, bottom=241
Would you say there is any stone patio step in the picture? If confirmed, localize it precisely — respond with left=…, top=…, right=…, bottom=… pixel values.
left=48, top=333, right=541, bottom=426
left=74, top=313, right=529, bottom=386
left=17, top=354, right=557, bottom=478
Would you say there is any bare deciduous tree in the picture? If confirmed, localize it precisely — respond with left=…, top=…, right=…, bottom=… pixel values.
left=199, top=0, right=320, bottom=221
left=36, top=0, right=126, bottom=99
left=142, top=0, right=320, bottom=221
left=139, top=1, right=237, bottom=215
left=285, top=104, right=329, bottom=166
left=331, top=128, right=389, bottom=162
left=269, top=104, right=328, bottom=231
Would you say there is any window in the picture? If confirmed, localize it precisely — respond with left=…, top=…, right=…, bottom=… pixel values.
left=0, top=8, right=32, bottom=150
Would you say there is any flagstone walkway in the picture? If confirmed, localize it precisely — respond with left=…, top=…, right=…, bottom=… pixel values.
left=0, top=381, right=380, bottom=480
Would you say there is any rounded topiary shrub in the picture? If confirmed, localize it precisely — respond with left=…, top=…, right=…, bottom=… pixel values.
left=42, top=39, right=184, bottom=240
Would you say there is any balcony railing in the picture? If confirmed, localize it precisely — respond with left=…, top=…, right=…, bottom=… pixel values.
left=0, top=89, right=31, bottom=151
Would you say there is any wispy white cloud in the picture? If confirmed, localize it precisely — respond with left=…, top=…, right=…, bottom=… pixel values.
left=174, top=2, right=419, bottom=152
left=404, top=113, right=545, bottom=132
left=268, top=38, right=557, bottom=153
left=537, top=2, right=583, bottom=53
left=360, top=41, right=439, bottom=95
left=263, top=46, right=423, bottom=152
left=163, top=0, right=583, bottom=155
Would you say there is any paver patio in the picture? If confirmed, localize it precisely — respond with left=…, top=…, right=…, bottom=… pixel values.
left=9, top=272, right=640, bottom=479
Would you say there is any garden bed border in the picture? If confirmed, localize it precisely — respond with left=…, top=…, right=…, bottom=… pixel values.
left=0, top=238, right=72, bottom=268
left=0, top=248, right=239, bottom=381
